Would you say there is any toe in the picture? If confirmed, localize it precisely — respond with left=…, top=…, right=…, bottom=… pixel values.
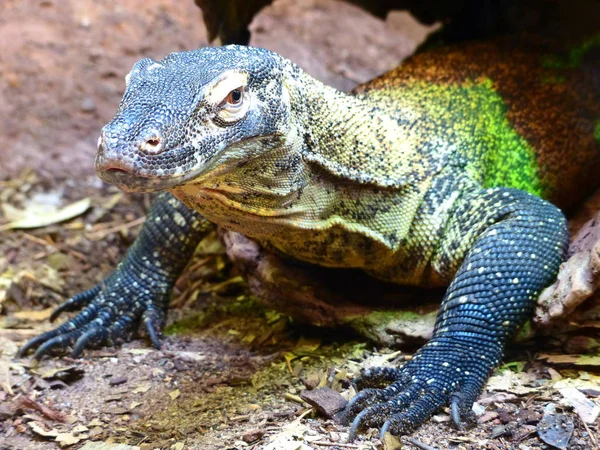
left=72, top=326, right=108, bottom=357
left=380, top=393, right=444, bottom=437
left=353, top=366, right=407, bottom=390
left=347, top=382, right=424, bottom=438
left=32, top=330, right=82, bottom=360
left=50, top=285, right=102, bottom=322
left=142, top=307, right=164, bottom=349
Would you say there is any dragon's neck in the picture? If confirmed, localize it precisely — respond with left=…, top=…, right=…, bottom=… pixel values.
left=286, top=69, right=437, bottom=188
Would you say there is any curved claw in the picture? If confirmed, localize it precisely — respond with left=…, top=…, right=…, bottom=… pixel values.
left=17, top=329, right=63, bottom=358
left=379, top=419, right=392, bottom=439
left=348, top=408, right=372, bottom=442
left=142, top=308, right=164, bottom=349
left=145, top=318, right=162, bottom=349
left=344, top=388, right=384, bottom=420
left=72, top=326, right=108, bottom=358
left=32, top=330, right=80, bottom=360
left=451, top=393, right=464, bottom=430
left=50, top=285, right=101, bottom=322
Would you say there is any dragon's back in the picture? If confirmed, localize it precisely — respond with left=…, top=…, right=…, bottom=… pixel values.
left=354, top=34, right=600, bottom=210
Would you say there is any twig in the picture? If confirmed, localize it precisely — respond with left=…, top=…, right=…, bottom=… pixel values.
left=22, top=233, right=55, bottom=246
left=405, top=437, right=439, bottom=450
left=19, top=396, right=67, bottom=422
left=582, top=418, right=598, bottom=449
left=313, top=442, right=360, bottom=448
left=85, top=216, right=146, bottom=240
left=22, top=232, right=88, bottom=262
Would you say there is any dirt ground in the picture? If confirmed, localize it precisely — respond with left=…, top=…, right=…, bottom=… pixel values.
left=1, top=1, right=599, bottom=449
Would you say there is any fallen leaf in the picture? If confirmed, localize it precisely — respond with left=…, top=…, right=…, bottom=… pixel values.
left=13, top=307, right=54, bottom=321
left=293, top=336, right=321, bottom=354
left=381, top=431, right=402, bottom=450
left=486, top=369, right=540, bottom=394
left=1, top=198, right=91, bottom=230
left=169, top=389, right=181, bottom=400
left=559, top=387, right=600, bottom=424
left=79, top=442, right=140, bottom=450
left=0, top=364, right=14, bottom=395
left=132, top=383, right=152, bottom=394
left=72, top=425, right=89, bottom=434
left=31, top=365, right=84, bottom=382
left=19, top=396, right=67, bottom=422
left=300, top=387, right=347, bottom=418
left=551, top=372, right=600, bottom=391
left=538, top=353, right=600, bottom=367
left=28, top=421, right=60, bottom=438
left=537, top=413, right=574, bottom=450
left=56, top=432, right=82, bottom=447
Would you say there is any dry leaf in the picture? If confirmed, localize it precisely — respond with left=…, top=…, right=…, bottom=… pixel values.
left=1, top=198, right=91, bottom=231
left=13, top=307, right=53, bottom=322
left=56, top=432, right=82, bottom=447
left=559, top=387, right=600, bottom=424
left=28, top=421, right=60, bottom=438
left=132, top=383, right=151, bottom=394
left=79, top=442, right=140, bottom=450
left=32, top=365, right=77, bottom=379
left=293, top=336, right=321, bottom=354
left=486, top=370, right=539, bottom=395
left=72, top=425, right=89, bottom=434
left=538, top=353, right=600, bottom=367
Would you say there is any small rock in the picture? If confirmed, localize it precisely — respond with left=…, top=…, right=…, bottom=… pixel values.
left=490, top=424, right=511, bottom=439
left=80, top=97, right=96, bottom=112
left=477, top=411, right=499, bottom=424
left=109, top=376, right=128, bottom=386
left=241, top=428, right=265, bottom=443
left=516, top=408, right=541, bottom=425
left=300, top=387, right=347, bottom=418
left=0, top=402, right=17, bottom=420
left=497, top=409, right=513, bottom=424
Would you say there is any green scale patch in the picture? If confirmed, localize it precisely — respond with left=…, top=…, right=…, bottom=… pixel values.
left=398, top=77, right=544, bottom=196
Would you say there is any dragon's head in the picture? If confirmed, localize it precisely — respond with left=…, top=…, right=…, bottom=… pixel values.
left=96, top=46, right=297, bottom=192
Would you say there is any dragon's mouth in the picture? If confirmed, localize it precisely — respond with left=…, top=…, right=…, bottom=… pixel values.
left=96, top=158, right=189, bottom=193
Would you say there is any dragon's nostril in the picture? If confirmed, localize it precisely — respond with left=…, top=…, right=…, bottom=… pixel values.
left=139, top=135, right=163, bottom=154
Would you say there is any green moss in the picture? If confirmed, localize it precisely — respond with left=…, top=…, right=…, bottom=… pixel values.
left=513, top=319, right=534, bottom=342
left=164, top=295, right=268, bottom=336
left=344, top=309, right=437, bottom=346
left=567, top=35, right=600, bottom=68
left=540, top=74, right=567, bottom=85
left=542, top=34, right=600, bottom=69
left=594, top=120, right=600, bottom=145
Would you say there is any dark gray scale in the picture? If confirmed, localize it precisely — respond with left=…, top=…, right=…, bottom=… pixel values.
left=18, top=192, right=211, bottom=359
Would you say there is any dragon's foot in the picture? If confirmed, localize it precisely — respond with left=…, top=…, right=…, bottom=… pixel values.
left=18, top=268, right=170, bottom=360
left=343, top=337, right=497, bottom=439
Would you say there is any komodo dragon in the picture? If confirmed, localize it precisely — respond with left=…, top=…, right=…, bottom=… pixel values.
left=19, top=33, right=600, bottom=437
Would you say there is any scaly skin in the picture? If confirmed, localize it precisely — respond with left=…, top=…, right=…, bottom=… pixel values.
left=20, top=36, right=600, bottom=437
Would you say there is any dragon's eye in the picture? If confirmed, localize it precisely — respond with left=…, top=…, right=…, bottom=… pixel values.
left=214, top=82, right=248, bottom=126
left=226, top=88, right=243, bottom=106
